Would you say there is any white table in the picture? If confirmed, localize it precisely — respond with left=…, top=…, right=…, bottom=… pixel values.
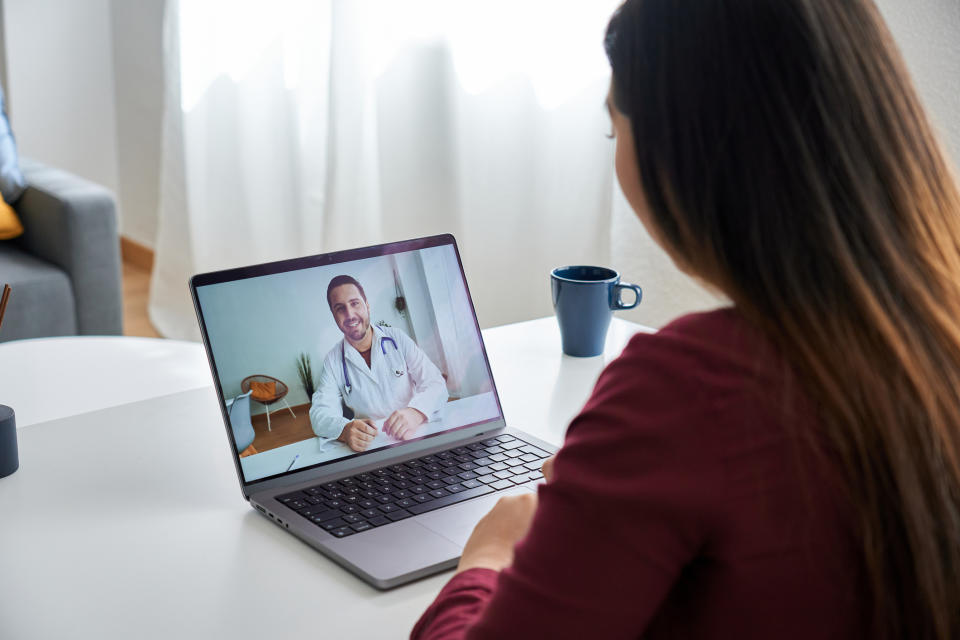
left=0, top=317, right=648, bottom=639
left=0, top=336, right=213, bottom=428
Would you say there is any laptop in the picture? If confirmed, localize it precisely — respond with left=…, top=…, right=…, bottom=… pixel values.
left=190, top=234, right=557, bottom=589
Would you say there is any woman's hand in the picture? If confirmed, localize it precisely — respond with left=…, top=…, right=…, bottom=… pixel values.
left=453, top=453, right=557, bottom=575
left=455, top=493, right=539, bottom=575
left=541, top=454, right=556, bottom=482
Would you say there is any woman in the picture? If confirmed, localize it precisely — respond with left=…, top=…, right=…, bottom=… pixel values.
left=413, top=0, right=960, bottom=638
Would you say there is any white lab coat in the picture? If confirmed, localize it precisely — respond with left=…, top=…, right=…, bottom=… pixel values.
left=309, top=325, right=448, bottom=440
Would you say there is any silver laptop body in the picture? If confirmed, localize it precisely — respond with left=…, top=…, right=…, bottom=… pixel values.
left=190, top=234, right=556, bottom=589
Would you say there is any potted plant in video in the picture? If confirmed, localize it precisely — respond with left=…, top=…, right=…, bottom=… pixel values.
left=296, top=352, right=316, bottom=401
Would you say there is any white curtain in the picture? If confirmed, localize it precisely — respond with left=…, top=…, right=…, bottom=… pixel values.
left=151, top=0, right=719, bottom=341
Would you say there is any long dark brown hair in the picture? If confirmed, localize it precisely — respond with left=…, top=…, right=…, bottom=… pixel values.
left=605, top=0, right=960, bottom=637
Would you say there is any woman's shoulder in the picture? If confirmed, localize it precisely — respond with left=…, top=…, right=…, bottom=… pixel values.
left=615, top=307, right=781, bottom=399
left=569, top=307, right=798, bottom=454
left=628, top=307, right=775, bottom=370
left=558, top=306, right=811, bottom=513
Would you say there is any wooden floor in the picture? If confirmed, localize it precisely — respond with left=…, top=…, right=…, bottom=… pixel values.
left=250, top=402, right=316, bottom=453
left=122, top=259, right=161, bottom=338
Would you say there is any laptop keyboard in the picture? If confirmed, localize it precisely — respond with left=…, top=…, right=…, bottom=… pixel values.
left=274, top=434, right=551, bottom=538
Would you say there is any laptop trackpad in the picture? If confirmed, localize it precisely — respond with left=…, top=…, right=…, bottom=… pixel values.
left=417, top=485, right=536, bottom=547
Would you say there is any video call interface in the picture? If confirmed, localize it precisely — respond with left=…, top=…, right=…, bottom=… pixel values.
left=195, top=242, right=502, bottom=483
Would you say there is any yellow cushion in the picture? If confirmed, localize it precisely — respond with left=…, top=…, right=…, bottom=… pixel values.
left=250, top=380, right=277, bottom=402
left=0, top=191, right=22, bottom=240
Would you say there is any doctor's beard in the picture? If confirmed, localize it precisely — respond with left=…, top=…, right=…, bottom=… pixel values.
left=342, top=316, right=370, bottom=344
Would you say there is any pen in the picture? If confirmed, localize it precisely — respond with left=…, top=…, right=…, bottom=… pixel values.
left=286, top=453, right=300, bottom=472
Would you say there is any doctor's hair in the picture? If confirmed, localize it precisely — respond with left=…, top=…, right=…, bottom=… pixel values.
left=605, top=0, right=960, bottom=638
left=326, top=275, right=367, bottom=309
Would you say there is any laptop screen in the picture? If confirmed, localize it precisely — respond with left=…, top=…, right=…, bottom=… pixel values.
left=192, top=235, right=503, bottom=484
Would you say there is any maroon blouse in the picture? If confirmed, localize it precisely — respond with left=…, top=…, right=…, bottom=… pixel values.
left=412, top=308, right=864, bottom=639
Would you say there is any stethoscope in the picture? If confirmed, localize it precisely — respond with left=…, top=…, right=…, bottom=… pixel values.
left=342, top=336, right=404, bottom=395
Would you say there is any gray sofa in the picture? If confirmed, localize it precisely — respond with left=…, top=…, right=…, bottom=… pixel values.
left=0, top=158, right=123, bottom=342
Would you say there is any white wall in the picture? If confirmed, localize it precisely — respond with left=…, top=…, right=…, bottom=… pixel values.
left=876, top=0, right=960, bottom=166
left=0, top=5, right=7, bottom=95
left=395, top=251, right=451, bottom=378
left=2, top=0, right=120, bottom=197
left=110, top=0, right=165, bottom=249
left=396, top=245, right=491, bottom=399
left=0, top=0, right=166, bottom=249
left=418, top=245, right=491, bottom=398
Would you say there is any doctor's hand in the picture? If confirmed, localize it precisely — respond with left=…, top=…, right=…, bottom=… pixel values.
left=383, top=407, right=427, bottom=441
left=338, top=419, right=378, bottom=452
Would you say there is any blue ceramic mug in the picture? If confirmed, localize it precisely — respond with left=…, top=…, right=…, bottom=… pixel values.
left=551, top=266, right=642, bottom=357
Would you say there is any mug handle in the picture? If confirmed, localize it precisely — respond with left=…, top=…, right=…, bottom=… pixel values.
left=612, top=283, right=642, bottom=310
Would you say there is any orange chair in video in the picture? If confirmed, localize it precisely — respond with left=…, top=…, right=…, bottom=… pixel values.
left=241, top=375, right=296, bottom=432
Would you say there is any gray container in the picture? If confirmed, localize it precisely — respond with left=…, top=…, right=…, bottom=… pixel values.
left=0, top=404, right=18, bottom=478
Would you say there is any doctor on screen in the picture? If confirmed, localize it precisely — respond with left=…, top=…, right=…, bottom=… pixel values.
left=310, top=275, right=448, bottom=452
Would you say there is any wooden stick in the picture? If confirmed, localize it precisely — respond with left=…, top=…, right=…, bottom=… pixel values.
left=0, top=284, right=11, bottom=334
